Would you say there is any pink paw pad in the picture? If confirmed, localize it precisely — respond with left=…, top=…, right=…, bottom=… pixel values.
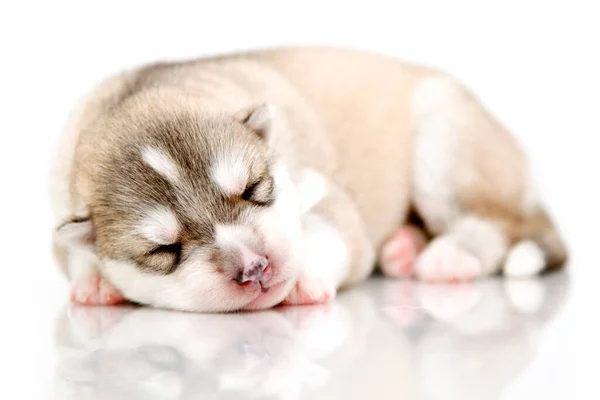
left=380, top=226, right=428, bottom=279
left=281, top=277, right=336, bottom=306
left=416, top=238, right=482, bottom=283
left=70, top=275, right=127, bottom=306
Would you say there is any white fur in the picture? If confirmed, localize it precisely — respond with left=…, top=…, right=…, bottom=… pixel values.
left=449, top=216, right=509, bottom=275
left=215, top=224, right=265, bottom=268
left=211, top=155, right=248, bottom=195
left=251, top=162, right=304, bottom=287
left=136, top=207, right=180, bottom=244
left=67, top=245, right=99, bottom=280
left=503, top=240, right=546, bottom=278
left=214, top=224, right=254, bottom=246
left=296, top=168, right=327, bottom=214
left=411, top=76, right=463, bottom=234
left=141, top=146, right=180, bottom=183
left=301, top=213, right=350, bottom=288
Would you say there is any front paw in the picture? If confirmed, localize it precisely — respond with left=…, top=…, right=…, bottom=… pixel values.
left=70, top=275, right=127, bottom=306
left=281, top=275, right=336, bottom=306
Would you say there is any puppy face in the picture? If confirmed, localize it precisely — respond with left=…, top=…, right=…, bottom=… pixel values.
left=58, top=100, right=304, bottom=312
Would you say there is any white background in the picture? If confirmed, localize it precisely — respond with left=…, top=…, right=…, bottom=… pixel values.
left=0, top=1, right=598, bottom=398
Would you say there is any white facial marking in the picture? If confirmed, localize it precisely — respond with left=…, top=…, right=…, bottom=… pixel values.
left=503, top=240, right=545, bottom=278
left=136, top=207, right=180, bottom=245
left=141, top=146, right=180, bottom=183
left=211, top=155, right=248, bottom=195
left=215, top=224, right=243, bottom=244
left=215, top=224, right=264, bottom=267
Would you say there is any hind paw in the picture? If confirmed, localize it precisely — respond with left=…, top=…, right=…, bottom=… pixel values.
left=380, top=226, right=428, bottom=279
left=416, top=237, right=482, bottom=283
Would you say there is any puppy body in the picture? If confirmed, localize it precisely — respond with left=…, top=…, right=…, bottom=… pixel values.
left=51, top=46, right=567, bottom=312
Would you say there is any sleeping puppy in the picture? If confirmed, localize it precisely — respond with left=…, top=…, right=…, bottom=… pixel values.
left=50, top=46, right=568, bottom=312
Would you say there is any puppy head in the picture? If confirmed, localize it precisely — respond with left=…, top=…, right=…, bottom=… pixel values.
left=57, top=97, right=304, bottom=312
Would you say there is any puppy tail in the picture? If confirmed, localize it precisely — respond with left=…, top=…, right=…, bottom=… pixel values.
left=530, top=210, right=569, bottom=272
left=503, top=210, right=568, bottom=277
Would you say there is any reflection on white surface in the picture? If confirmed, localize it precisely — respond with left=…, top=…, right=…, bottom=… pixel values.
left=54, top=273, right=569, bottom=400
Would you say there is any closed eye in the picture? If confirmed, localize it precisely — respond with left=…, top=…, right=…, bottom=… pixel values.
left=147, top=242, right=182, bottom=264
left=241, top=179, right=273, bottom=206
left=241, top=180, right=260, bottom=202
left=241, top=173, right=275, bottom=206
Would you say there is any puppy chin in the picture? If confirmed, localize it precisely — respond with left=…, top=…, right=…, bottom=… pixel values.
left=101, top=255, right=298, bottom=313
left=242, top=268, right=299, bottom=311
left=101, top=258, right=247, bottom=312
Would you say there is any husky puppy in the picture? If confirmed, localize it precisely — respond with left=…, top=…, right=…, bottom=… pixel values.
left=50, top=47, right=567, bottom=312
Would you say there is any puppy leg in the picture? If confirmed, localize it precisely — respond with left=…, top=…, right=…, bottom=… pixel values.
left=67, top=248, right=126, bottom=306
left=282, top=171, right=375, bottom=305
left=53, top=218, right=126, bottom=306
left=282, top=213, right=343, bottom=305
left=415, top=217, right=508, bottom=282
left=410, top=75, right=567, bottom=282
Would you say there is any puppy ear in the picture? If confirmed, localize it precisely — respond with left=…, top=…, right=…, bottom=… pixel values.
left=55, top=214, right=94, bottom=249
left=234, top=103, right=275, bottom=139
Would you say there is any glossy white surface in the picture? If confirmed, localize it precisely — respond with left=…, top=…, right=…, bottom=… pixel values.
left=50, top=273, right=578, bottom=400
